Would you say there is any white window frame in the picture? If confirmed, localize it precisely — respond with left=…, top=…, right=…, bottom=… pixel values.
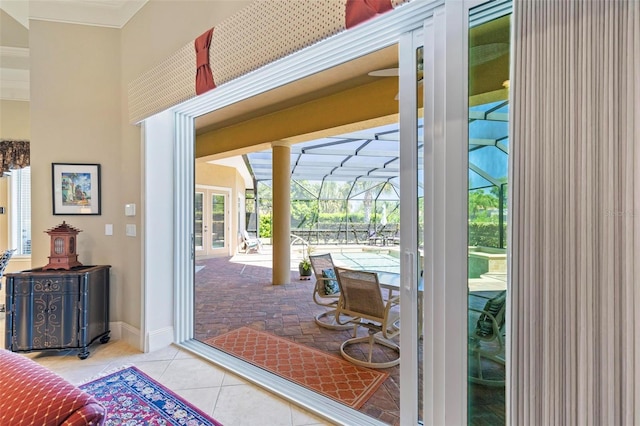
left=8, top=166, right=31, bottom=257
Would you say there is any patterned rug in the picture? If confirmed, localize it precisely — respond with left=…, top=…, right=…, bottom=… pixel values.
left=80, top=366, right=222, bottom=426
left=204, top=327, right=389, bottom=409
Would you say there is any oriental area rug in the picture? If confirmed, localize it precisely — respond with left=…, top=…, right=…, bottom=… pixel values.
left=80, top=366, right=222, bottom=426
left=204, top=326, right=388, bottom=409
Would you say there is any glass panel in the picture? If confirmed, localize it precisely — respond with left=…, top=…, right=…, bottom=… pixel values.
left=194, top=192, right=203, bottom=250
left=416, top=44, right=425, bottom=424
left=467, top=9, right=510, bottom=425
left=210, top=194, right=225, bottom=249
left=10, top=167, right=32, bottom=255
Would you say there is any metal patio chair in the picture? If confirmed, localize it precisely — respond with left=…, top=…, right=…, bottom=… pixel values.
left=334, top=267, right=400, bottom=369
left=468, top=290, right=507, bottom=386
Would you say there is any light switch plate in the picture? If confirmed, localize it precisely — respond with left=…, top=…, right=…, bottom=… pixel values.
left=125, top=224, right=136, bottom=237
left=125, top=204, right=136, bottom=216
left=105, top=224, right=113, bottom=236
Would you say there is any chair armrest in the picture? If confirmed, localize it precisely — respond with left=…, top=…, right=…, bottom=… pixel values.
left=469, top=306, right=502, bottom=340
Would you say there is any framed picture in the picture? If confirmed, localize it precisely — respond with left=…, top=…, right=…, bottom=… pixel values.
left=52, top=163, right=101, bottom=215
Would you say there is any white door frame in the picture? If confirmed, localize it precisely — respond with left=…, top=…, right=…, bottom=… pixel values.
left=139, top=0, right=507, bottom=423
left=195, top=185, right=232, bottom=257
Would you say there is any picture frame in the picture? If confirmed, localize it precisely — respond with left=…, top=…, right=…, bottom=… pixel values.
left=52, top=163, right=101, bottom=215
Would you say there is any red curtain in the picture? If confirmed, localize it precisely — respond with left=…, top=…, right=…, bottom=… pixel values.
left=195, top=28, right=216, bottom=95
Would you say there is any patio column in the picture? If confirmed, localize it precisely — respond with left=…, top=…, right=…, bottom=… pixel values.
left=271, top=141, right=291, bottom=284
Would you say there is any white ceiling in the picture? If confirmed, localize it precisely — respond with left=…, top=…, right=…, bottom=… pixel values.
left=0, top=0, right=148, bottom=101
left=1, top=0, right=148, bottom=29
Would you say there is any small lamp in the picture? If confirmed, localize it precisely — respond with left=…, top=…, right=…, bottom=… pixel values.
left=43, top=221, right=83, bottom=270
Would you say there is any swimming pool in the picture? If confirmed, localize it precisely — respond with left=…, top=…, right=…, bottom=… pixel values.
left=329, top=251, right=400, bottom=274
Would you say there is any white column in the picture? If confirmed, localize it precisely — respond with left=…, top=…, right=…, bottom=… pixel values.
left=272, top=142, right=291, bottom=285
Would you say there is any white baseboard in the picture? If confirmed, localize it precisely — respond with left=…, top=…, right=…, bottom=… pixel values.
left=108, top=321, right=142, bottom=351
left=146, top=326, right=175, bottom=353
left=105, top=323, right=175, bottom=353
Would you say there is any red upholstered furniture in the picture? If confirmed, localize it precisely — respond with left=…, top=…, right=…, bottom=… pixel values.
left=0, top=349, right=106, bottom=425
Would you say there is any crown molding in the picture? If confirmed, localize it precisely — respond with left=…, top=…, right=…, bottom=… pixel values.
left=28, top=0, right=148, bottom=29
left=0, top=46, right=29, bottom=100
left=0, top=46, right=29, bottom=59
left=0, top=0, right=30, bottom=28
left=0, top=67, right=30, bottom=101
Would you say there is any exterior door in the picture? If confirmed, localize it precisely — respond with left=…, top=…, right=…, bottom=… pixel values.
left=398, top=27, right=425, bottom=425
left=406, top=1, right=511, bottom=425
left=195, top=186, right=231, bottom=257
left=163, top=1, right=511, bottom=424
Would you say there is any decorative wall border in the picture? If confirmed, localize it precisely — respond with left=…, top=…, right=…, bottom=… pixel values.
left=128, top=0, right=409, bottom=124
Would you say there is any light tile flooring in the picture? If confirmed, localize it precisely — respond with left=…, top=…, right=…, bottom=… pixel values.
left=0, top=313, right=330, bottom=426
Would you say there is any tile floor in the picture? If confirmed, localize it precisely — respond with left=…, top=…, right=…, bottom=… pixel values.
left=0, top=315, right=331, bottom=426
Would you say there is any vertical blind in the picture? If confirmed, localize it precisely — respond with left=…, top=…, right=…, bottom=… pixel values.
left=10, top=167, right=31, bottom=255
left=510, top=0, right=639, bottom=424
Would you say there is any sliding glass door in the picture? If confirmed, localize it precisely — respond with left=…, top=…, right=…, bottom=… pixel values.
left=161, top=0, right=512, bottom=424
left=467, top=2, right=511, bottom=424
left=398, top=28, right=425, bottom=425
left=401, top=1, right=511, bottom=424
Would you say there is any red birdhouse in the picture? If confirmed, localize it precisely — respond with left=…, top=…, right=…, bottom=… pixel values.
left=43, top=221, right=83, bottom=270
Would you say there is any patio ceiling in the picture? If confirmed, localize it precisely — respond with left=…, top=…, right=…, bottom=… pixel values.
left=244, top=99, right=508, bottom=196
left=247, top=121, right=406, bottom=185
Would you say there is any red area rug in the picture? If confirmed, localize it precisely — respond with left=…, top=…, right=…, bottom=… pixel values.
left=204, top=327, right=388, bottom=409
left=80, top=366, right=222, bottom=426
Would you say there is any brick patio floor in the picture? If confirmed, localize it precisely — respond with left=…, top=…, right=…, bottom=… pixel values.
left=194, top=252, right=504, bottom=425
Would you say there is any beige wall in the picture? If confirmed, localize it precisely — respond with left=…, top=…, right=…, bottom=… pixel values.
left=29, top=20, right=123, bottom=316
left=0, top=100, right=30, bottom=253
left=24, top=0, right=251, bottom=341
left=117, top=0, right=249, bottom=332
left=0, top=100, right=30, bottom=139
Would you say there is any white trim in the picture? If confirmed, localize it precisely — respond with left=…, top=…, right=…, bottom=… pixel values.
left=195, top=184, right=230, bottom=192
left=28, top=0, right=147, bottom=29
left=142, top=0, right=473, bottom=424
left=0, top=46, right=29, bottom=59
left=143, top=110, right=176, bottom=353
left=424, top=2, right=470, bottom=424
left=166, top=0, right=443, bottom=121
left=195, top=185, right=232, bottom=257
left=112, top=321, right=142, bottom=351
left=421, top=14, right=437, bottom=425
left=146, top=326, right=175, bottom=352
left=398, top=28, right=423, bottom=426
left=174, top=112, right=195, bottom=343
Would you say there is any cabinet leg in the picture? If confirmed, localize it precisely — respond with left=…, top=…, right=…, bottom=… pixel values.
left=77, top=349, right=90, bottom=360
left=100, top=334, right=111, bottom=344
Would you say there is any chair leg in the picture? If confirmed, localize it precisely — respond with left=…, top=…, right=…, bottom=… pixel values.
left=468, top=345, right=505, bottom=387
left=314, top=310, right=353, bottom=330
left=340, top=333, right=400, bottom=369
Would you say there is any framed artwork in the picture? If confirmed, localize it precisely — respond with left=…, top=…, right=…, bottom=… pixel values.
left=52, top=163, right=101, bottom=215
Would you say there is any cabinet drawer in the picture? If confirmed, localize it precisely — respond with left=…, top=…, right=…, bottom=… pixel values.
left=11, top=275, right=80, bottom=295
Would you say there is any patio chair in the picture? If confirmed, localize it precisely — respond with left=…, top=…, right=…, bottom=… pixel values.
left=309, top=253, right=352, bottom=330
left=367, top=229, right=384, bottom=246
left=0, top=248, right=15, bottom=283
left=240, top=230, right=262, bottom=253
left=0, top=249, right=15, bottom=311
left=468, top=290, right=507, bottom=386
left=387, top=227, right=400, bottom=245
left=334, top=267, right=400, bottom=369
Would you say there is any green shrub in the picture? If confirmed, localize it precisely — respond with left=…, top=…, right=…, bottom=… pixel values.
left=259, top=215, right=272, bottom=238
left=468, top=221, right=507, bottom=248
